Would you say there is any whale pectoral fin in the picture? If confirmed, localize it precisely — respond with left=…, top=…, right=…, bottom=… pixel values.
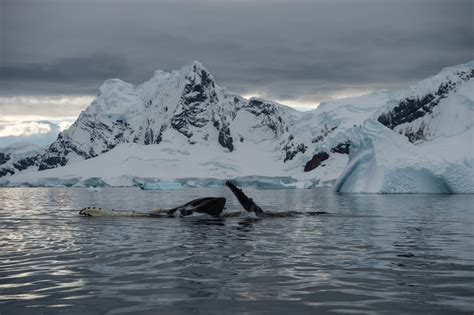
left=225, top=181, right=264, bottom=215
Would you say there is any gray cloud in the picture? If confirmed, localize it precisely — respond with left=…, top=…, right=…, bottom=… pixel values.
left=0, top=53, right=130, bottom=96
left=1, top=0, right=472, bottom=105
left=1, top=53, right=129, bottom=82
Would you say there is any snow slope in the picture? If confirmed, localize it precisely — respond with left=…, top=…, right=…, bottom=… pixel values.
left=8, top=133, right=292, bottom=187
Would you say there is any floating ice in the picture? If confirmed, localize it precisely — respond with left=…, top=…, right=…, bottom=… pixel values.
left=140, top=181, right=183, bottom=190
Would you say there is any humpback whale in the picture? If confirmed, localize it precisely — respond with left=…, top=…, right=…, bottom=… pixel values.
left=79, top=197, right=226, bottom=218
left=79, top=181, right=326, bottom=218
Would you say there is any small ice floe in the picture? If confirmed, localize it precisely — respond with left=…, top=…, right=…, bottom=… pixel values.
left=87, top=186, right=102, bottom=192
left=141, top=181, right=183, bottom=190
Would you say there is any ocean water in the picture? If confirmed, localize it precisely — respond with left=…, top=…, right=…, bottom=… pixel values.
left=0, top=187, right=473, bottom=314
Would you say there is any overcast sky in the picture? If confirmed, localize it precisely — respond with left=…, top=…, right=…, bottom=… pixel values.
left=0, top=0, right=473, bottom=143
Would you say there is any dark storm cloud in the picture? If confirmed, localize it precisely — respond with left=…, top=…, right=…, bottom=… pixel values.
left=1, top=53, right=129, bottom=81
left=1, top=0, right=473, bottom=106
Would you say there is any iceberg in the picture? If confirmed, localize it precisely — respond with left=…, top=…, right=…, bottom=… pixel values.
left=335, top=120, right=474, bottom=193
left=140, top=181, right=183, bottom=190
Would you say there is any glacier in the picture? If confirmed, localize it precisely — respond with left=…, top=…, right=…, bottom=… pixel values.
left=335, top=120, right=473, bottom=193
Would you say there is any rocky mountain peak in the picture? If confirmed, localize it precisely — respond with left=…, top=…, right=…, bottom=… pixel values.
left=28, top=61, right=293, bottom=171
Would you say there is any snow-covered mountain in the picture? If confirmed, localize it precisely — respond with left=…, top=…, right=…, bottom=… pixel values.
left=1, top=60, right=473, bottom=193
left=37, top=61, right=297, bottom=171
left=0, top=143, right=45, bottom=177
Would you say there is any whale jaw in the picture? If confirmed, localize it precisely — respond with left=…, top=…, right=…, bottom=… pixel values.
left=171, top=197, right=226, bottom=217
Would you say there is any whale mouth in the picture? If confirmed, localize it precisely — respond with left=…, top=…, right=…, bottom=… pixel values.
left=174, top=197, right=226, bottom=217
left=79, top=207, right=92, bottom=216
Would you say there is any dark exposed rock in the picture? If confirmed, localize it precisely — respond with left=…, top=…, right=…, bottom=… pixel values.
left=39, top=156, right=68, bottom=171
left=404, top=122, right=427, bottom=143
left=39, top=136, right=91, bottom=170
left=144, top=126, right=154, bottom=145
left=114, top=132, right=124, bottom=141
left=311, top=125, right=336, bottom=144
left=282, top=134, right=308, bottom=162
left=13, top=155, right=39, bottom=171
left=171, top=115, right=194, bottom=138
left=171, top=66, right=218, bottom=139
left=284, top=142, right=307, bottom=162
left=304, top=152, right=330, bottom=172
left=106, top=143, right=116, bottom=151
left=0, top=168, right=14, bottom=177
left=244, top=99, right=286, bottom=137
left=322, top=125, right=337, bottom=136
left=154, top=125, right=166, bottom=144
left=218, top=126, right=234, bottom=152
left=0, top=153, right=11, bottom=165
left=330, top=141, right=350, bottom=154
left=378, top=69, right=473, bottom=143
left=312, top=135, right=324, bottom=143
left=377, top=93, right=437, bottom=129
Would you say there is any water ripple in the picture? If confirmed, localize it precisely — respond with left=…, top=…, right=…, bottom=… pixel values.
left=0, top=187, right=473, bottom=314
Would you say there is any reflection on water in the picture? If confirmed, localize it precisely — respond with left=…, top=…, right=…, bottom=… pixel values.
left=0, top=187, right=473, bottom=314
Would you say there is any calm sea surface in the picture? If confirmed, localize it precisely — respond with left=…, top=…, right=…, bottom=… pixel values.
left=0, top=187, right=473, bottom=314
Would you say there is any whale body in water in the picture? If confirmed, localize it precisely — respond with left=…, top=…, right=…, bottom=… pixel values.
left=79, top=181, right=327, bottom=218
left=79, top=197, right=226, bottom=218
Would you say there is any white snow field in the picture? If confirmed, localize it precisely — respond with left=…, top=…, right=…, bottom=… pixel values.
left=1, top=61, right=473, bottom=193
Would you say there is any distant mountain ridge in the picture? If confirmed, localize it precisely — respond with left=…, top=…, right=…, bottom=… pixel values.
left=1, top=60, right=473, bottom=193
